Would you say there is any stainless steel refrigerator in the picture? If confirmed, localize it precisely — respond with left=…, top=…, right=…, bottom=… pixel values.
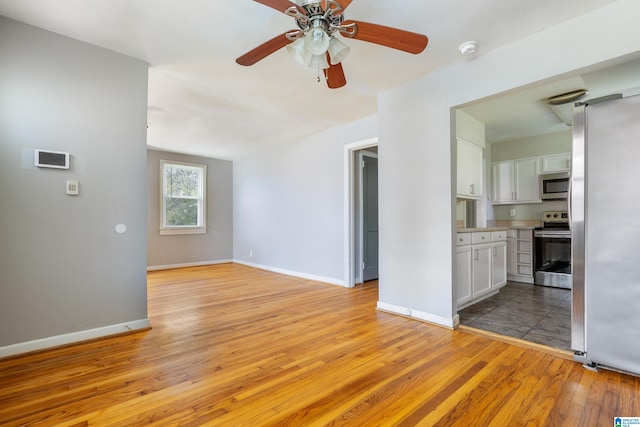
left=571, top=94, right=640, bottom=376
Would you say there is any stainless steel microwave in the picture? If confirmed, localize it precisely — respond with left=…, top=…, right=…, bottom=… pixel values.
left=541, top=173, right=570, bottom=200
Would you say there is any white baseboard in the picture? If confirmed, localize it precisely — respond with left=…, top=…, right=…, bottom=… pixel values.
left=376, top=301, right=457, bottom=329
left=233, top=259, right=345, bottom=287
left=147, top=259, right=233, bottom=271
left=0, top=319, right=150, bottom=359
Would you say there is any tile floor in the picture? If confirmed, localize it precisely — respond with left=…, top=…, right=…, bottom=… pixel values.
left=458, top=281, right=572, bottom=350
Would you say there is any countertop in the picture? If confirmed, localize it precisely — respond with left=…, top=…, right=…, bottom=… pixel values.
left=457, top=227, right=508, bottom=233
left=456, top=220, right=542, bottom=232
left=490, top=220, right=542, bottom=229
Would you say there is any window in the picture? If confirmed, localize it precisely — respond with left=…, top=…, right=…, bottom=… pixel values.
left=160, top=160, right=207, bottom=235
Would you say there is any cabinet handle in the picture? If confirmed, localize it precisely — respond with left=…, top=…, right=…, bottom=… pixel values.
left=474, top=249, right=478, bottom=260
left=470, top=184, right=474, bottom=194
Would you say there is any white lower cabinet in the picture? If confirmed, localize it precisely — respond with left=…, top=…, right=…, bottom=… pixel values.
left=456, top=245, right=473, bottom=306
left=457, top=230, right=508, bottom=309
left=492, top=241, right=507, bottom=290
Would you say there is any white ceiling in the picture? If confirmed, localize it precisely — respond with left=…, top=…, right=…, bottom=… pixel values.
left=462, top=55, right=640, bottom=144
left=0, top=0, right=628, bottom=159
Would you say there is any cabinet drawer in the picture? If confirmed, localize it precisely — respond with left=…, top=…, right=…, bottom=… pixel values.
left=472, top=232, right=491, bottom=244
left=457, top=233, right=471, bottom=246
left=491, top=230, right=507, bottom=242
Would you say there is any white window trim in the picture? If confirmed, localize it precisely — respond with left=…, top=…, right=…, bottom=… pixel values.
left=159, top=160, right=207, bottom=236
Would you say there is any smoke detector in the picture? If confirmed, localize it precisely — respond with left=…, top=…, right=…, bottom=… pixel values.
left=459, top=41, right=478, bottom=56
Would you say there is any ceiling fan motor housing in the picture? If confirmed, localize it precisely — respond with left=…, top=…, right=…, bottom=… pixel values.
left=291, top=0, right=345, bottom=34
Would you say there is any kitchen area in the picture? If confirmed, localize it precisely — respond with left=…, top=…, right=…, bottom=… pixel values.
left=453, top=54, right=640, bottom=375
left=454, top=108, right=574, bottom=351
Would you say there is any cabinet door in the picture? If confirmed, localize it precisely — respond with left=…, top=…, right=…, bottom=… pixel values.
left=456, top=246, right=473, bottom=306
left=456, top=139, right=470, bottom=196
left=492, top=162, right=514, bottom=203
left=541, top=153, right=571, bottom=173
left=457, top=139, right=483, bottom=199
left=514, top=158, right=540, bottom=202
left=468, top=142, right=483, bottom=198
left=492, top=241, right=507, bottom=290
left=472, top=243, right=492, bottom=299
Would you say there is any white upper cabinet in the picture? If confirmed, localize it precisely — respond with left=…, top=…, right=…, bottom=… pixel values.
left=540, top=153, right=571, bottom=174
left=457, top=138, right=483, bottom=199
left=491, top=158, right=540, bottom=204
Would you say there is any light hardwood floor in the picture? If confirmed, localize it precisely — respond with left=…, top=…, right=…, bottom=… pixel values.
left=1, top=263, right=639, bottom=426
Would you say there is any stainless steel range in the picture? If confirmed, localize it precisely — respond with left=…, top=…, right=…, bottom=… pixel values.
left=534, top=211, right=571, bottom=289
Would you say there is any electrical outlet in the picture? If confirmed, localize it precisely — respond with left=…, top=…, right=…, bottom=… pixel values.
left=510, top=208, right=516, bottom=217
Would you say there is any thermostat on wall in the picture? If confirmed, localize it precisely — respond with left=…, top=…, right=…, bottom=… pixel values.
left=34, top=149, right=69, bottom=169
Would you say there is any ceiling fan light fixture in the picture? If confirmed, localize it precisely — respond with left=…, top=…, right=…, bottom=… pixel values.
left=309, top=53, right=330, bottom=70
left=286, top=37, right=311, bottom=65
left=328, top=36, right=350, bottom=65
left=304, top=28, right=331, bottom=56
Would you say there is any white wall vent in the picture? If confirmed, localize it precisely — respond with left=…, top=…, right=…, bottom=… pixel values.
left=34, top=149, right=69, bottom=169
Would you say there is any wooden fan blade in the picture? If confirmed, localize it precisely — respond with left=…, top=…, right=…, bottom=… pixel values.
left=342, top=20, right=428, bottom=54
left=321, top=0, right=353, bottom=13
left=324, top=60, right=347, bottom=89
left=254, top=0, right=304, bottom=14
left=339, top=0, right=353, bottom=9
left=236, top=32, right=295, bottom=66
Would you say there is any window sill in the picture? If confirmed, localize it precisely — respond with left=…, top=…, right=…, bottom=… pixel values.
left=160, top=227, right=207, bottom=236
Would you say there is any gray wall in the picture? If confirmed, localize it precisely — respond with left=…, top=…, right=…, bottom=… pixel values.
left=491, top=130, right=572, bottom=162
left=147, top=149, right=233, bottom=268
left=0, top=17, right=149, bottom=348
left=233, top=115, right=378, bottom=284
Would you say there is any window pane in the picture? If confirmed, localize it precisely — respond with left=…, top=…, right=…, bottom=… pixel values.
left=164, top=164, right=200, bottom=198
left=165, top=197, right=198, bottom=226
left=160, top=160, right=206, bottom=234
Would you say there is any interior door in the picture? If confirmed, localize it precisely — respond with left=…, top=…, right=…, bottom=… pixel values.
left=362, top=155, right=379, bottom=281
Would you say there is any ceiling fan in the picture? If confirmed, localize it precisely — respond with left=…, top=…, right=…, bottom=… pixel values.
left=236, top=0, right=429, bottom=89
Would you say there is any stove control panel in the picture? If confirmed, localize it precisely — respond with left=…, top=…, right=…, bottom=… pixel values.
left=542, top=211, right=569, bottom=224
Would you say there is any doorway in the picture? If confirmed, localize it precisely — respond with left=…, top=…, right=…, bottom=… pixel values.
left=360, top=150, right=379, bottom=282
left=344, top=138, right=379, bottom=287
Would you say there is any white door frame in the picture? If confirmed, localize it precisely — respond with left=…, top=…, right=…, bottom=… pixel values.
left=343, top=137, right=378, bottom=288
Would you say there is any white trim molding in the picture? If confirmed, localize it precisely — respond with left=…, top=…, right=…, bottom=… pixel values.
left=0, top=319, right=150, bottom=359
left=234, top=259, right=345, bottom=287
left=147, top=259, right=233, bottom=271
left=376, top=301, right=459, bottom=329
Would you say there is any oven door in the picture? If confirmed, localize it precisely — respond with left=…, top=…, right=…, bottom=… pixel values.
left=534, top=232, right=572, bottom=288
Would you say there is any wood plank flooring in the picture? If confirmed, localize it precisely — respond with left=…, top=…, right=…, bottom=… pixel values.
left=1, top=263, right=639, bottom=426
